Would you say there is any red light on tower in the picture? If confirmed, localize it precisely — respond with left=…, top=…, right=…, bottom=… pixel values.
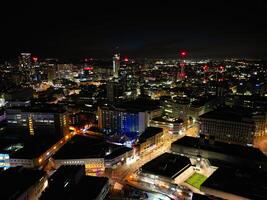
left=180, top=63, right=185, bottom=67
left=179, top=50, right=188, bottom=58
left=218, top=66, right=224, bottom=73
left=84, top=67, right=93, bottom=71
left=203, top=64, right=209, bottom=72
left=124, top=57, right=129, bottom=62
left=32, top=56, right=38, bottom=62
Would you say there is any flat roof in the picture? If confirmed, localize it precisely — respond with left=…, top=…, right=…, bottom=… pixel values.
left=199, top=106, right=262, bottom=122
left=172, top=136, right=267, bottom=163
left=0, top=135, right=59, bottom=159
left=152, top=116, right=183, bottom=124
left=41, top=166, right=108, bottom=200
left=53, top=135, right=131, bottom=160
left=0, top=167, right=44, bottom=199
left=141, top=153, right=191, bottom=179
left=138, top=127, right=163, bottom=143
left=115, top=99, right=160, bottom=112
left=73, top=176, right=108, bottom=199
left=12, top=136, right=59, bottom=159
left=6, top=104, right=67, bottom=114
left=201, top=167, right=267, bottom=200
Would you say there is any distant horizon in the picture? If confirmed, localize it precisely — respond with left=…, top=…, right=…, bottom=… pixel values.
left=1, top=52, right=267, bottom=64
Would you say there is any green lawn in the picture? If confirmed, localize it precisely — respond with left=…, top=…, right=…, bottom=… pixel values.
left=185, top=173, right=208, bottom=189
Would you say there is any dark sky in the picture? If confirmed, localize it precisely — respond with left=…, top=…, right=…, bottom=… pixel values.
left=1, top=0, right=267, bottom=61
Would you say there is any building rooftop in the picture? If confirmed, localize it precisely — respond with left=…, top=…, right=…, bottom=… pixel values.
left=40, top=166, right=108, bottom=200
left=141, top=153, right=191, bottom=179
left=190, top=95, right=217, bottom=108
left=199, top=106, right=263, bottom=122
left=201, top=166, right=267, bottom=200
left=0, top=135, right=59, bottom=159
left=0, top=167, right=44, bottom=199
left=6, top=104, right=67, bottom=113
left=172, top=136, right=267, bottom=169
left=115, top=98, right=160, bottom=112
left=138, top=127, right=163, bottom=143
left=152, top=116, right=183, bottom=124
left=73, top=176, right=109, bottom=199
left=53, top=135, right=131, bottom=160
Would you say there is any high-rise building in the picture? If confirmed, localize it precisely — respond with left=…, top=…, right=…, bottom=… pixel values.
left=6, top=105, right=69, bottom=138
left=112, top=54, right=120, bottom=78
left=98, top=105, right=146, bottom=135
left=106, top=81, right=123, bottom=103
left=98, top=100, right=161, bottom=135
left=19, top=53, right=31, bottom=70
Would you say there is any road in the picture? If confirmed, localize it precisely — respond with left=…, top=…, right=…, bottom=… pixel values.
left=111, top=123, right=199, bottom=182
left=111, top=132, right=182, bottom=183
left=107, top=123, right=200, bottom=199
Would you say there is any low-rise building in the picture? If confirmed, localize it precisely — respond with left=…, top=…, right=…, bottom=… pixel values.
left=40, top=165, right=109, bottom=200
left=201, top=166, right=267, bottom=200
left=171, top=136, right=267, bottom=171
left=150, top=116, right=184, bottom=134
left=135, top=127, right=163, bottom=156
left=52, top=135, right=133, bottom=175
left=0, top=167, right=47, bottom=200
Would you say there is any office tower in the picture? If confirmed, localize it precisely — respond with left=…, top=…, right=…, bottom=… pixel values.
left=45, top=66, right=57, bottom=82
left=112, top=54, right=120, bottom=78
left=98, top=100, right=161, bottom=135
left=106, top=81, right=122, bottom=103
left=6, top=105, right=69, bottom=138
left=177, top=50, right=188, bottom=81
left=19, top=53, right=31, bottom=70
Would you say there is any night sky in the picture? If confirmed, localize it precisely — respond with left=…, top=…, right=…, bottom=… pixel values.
left=1, top=0, right=267, bottom=61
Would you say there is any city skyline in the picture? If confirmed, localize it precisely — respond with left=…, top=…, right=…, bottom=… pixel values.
left=0, top=1, right=267, bottom=199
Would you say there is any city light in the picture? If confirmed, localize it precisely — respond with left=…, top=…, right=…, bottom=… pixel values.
left=179, top=50, right=188, bottom=58
left=0, top=3, right=266, bottom=199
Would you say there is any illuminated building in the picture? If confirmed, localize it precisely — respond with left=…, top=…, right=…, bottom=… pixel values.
left=137, top=152, right=192, bottom=197
left=150, top=116, right=184, bottom=134
left=178, top=50, right=188, bottom=80
left=135, top=127, right=164, bottom=156
left=113, top=53, right=120, bottom=78
left=98, top=101, right=161, bottom=136
left=160, top=96, right=218, bottom=122
left=171, top=136, right=267, bottom=170
left=45, top=66, right=57, bottom=82
left=52, top=135, right=132, bottom=174
left=199, top=106, right=267, bottom=145
left=6, top=105, right=69, bottom=138
left=19, top=52, right=31, bottom=70
left=0, top=94, right=5, bottom=107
